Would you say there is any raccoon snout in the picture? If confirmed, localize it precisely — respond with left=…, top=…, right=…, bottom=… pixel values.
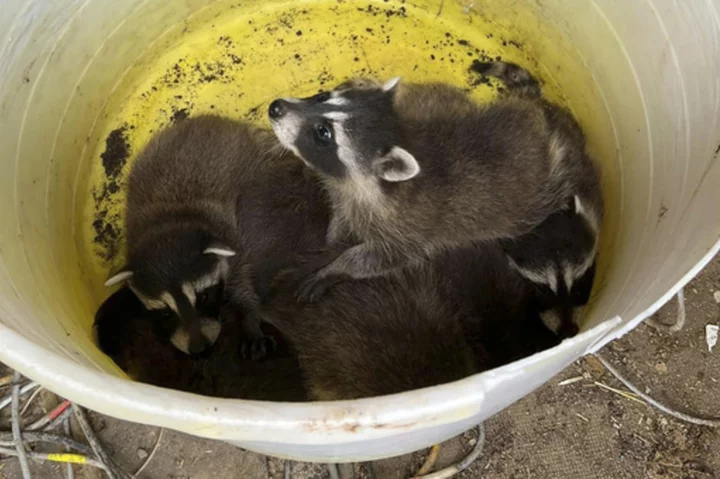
left=540, top=306, right=579, bottom=339
left=199, top=317, right=222, bottom=345
left=169, top=318, right=222, bottom=355
left=187, top=335, right=210, bottom=355
left=268, top=99, right=287, bottom=119
left=189, top=318, right=223, bottom=355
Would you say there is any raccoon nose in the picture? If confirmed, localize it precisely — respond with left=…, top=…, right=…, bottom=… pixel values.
left=268, top=99, right=287, bottom=119
left=187, top=335, right=210, bottom=356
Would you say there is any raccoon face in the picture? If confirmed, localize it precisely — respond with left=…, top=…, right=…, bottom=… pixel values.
left=267, top=77, right=421, bottom=184
left=525, top=261, right=596, bottom=334
left=503, top=196, right=600, bottom=334
left=94, top=285, right=222, bottom=369
left=105, top=231, right=236, bottom=355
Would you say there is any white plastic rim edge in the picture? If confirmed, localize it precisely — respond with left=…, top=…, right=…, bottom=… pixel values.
left=0, top=313, right=619, bottom=445
left=588, top=235, right=720, bottom=354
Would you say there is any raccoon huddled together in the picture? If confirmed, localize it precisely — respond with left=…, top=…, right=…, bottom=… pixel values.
left=95, top=61, right=602, bottom=401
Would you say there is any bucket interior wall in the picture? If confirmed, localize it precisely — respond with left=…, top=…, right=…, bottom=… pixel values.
left=1, top=0, right=719, bottom=461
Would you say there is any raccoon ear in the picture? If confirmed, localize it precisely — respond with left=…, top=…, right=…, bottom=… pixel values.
left=104, top=269, right=134, bottom=287
left=373, top=146, right=420, bottom=182
left=381, top=76, right=401, bottom=92
left=203, top=244, right=236, bottom=257
left=573, top=195, right=585, bottom=215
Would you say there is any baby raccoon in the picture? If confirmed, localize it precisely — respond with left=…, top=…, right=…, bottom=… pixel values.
left=94, top=285, right=308, bottom=401
left=105, top=115, right=329, bottom=357
left=473, top=61, right=604, bottom=338
left=263, top=266, right=479, bottom=400
left=500, top=195, right=600, bottom=338
left=268, top=65, right=580, bottom=301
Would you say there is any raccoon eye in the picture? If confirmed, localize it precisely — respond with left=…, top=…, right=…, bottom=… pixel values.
left=314, top=92, right=331, bottom=102
left=532, top=285, right=557, bottom=308
left=314, top=123, right=333, bottom=144
left=571, top=284, right=590, bottom=306
left=196, top=291, right=209, bottom=307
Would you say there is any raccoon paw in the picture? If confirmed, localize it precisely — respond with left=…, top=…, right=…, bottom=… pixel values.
left=241, top=335, right=277, bottom=361
left=295, top=273, right=344, bottom=303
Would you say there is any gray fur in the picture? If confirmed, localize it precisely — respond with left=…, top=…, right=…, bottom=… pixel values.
left=115, top=115, right=330, bottom=356
left=269, top=63, right=591, bottom=301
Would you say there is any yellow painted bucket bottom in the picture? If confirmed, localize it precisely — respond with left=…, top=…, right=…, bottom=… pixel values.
left=81, top=0, right=599, bottom=283
left=1, top=0, right=719, bottom=462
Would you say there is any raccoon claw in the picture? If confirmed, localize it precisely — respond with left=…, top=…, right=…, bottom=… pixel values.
left=241, top=335, right=277, bottom=361
left=295, top=273, right=343, bottom=303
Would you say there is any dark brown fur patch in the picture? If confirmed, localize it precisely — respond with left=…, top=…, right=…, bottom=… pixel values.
left=264, top=265, right=479, bottom=401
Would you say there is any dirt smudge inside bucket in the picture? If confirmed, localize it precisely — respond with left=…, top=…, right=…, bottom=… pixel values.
left=93, top=126, right=131, bottom=263
left=172, top=108, right=189, bottom=122
left=101, top=127, right=129, bottom=179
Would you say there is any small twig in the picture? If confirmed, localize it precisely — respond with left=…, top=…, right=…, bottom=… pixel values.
left=557, top=376, right=584, bottom=387
left=12, top=373, right=32, bottom=479
left=0, top=382, right=41, bottom=411
left=595, top=354, right=720, bottom=427
left=594, top=381, right=647, bottom=405
left=416, top=444, right=441, bottom=475
left=134, top=428, right=164, bottom=477
left=20, top=387, right=44, bottom=416
left=72, top=405, right=120, bottom=479
left=633, top=433, right=653, bottom=447
left=574, top=412, right=590, bottom=423
left=654, top=460, right=714, bottom=476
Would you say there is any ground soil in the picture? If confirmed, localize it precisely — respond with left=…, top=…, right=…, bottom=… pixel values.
left=2, top=253, right=719, bottom=478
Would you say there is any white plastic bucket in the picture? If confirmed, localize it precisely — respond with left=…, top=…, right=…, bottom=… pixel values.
left=1, top=0, right=719, bottom=462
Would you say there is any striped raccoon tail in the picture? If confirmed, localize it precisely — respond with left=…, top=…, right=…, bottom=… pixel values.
left=470, top=60, right=541, bottom=99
